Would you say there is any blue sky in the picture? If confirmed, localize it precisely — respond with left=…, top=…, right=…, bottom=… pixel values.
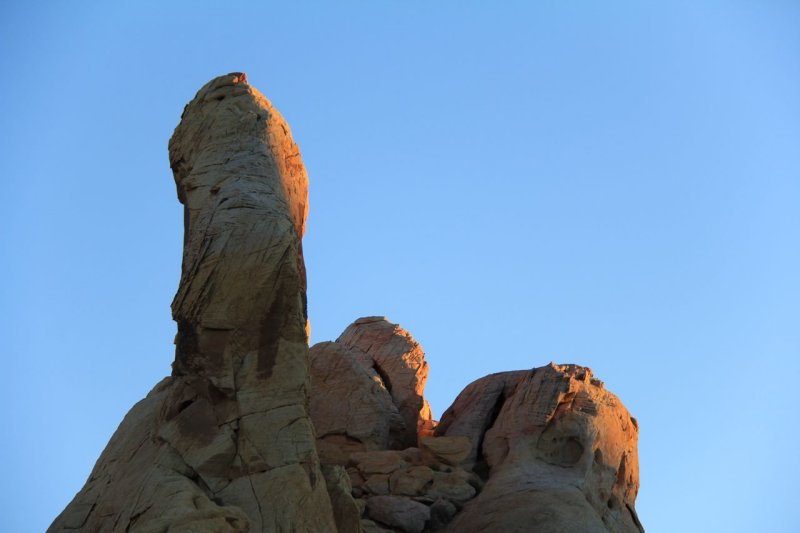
left=2, top=2, right=799, bottom=531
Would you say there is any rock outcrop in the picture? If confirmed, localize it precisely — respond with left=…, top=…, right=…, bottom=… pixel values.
left=50, top=73, right=643, bottom=533
left=49, top=73, right=340, bottom=532
left=308, top=321, right=642, bottom=532
left=309, top=317, right=433, bottom=465
left=337, top=317, right=434, bottom=447
left=436, top=364, right=643, bottom=533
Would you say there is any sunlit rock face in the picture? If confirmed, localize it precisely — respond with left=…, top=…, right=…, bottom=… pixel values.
left=49, top=73, right=643, bottom=533
left=309, top=321, right=643, bottom=532
left=436, top=364, right=643, bottom=533
left=49, top=73, right=339, bottom=532
left=310, top=317, right=434, bottom=465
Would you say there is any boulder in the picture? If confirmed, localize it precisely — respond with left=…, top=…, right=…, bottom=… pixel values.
left=338, top=317, right=433, bottom=447
left=389, top=466, right=435, bottom=496
left=419, top=436, right=471, bottom=467
left=439, top=363, right=643, bottom=533
left=310, top=340, right=406, bottom=463
left=426, top=470, right=477, bottom=503
left=363, top=474, right=391, bottom=496
left=366, top=495, right=431, bottom=533
left=427, top=499, right=458, bottom=531
left=321, top=465, right=363, bottom=533
left=351, top=450, right=407, bottom=476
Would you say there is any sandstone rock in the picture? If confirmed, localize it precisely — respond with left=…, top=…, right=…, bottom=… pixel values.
left=361, top=519, right=395, bottom=533
left=310, top=340, right=405, bottom=463
left=419, top=436, right=471, bottom=467
left=363, top=474, right=391, bottom=495
left=427, top=499, right=458, bottom=531
left=355, top=498, right=367, bottom=517
left=347, top=466, right=367, bottom=489
left=399, top=447, right=424, bottom=465
left=439, top=363, right=643, bottom=533
left=426, top=470, right=477, bottom=503
left=48, top=71, right=644, bottom=533
left=434, top=370, right=527, bottom=471
left=321, top=465, right=363, bottom=533
left=49, top=73, right=337, bottom=532
left=418, top=419, right=438, bottom=439
left=366, top=495, right=431, bottom=533
left=338, top=317, right=433, bottom=447
left=390, top=465, right=435, bottom=496
left=352, top=450, right=407, bottom=475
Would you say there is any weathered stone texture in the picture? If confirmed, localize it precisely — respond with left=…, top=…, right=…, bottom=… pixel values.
left=437, top=363, right=643, bottom=533
left=50, top=72, right=643, bottom=533
left=49, top=73, right=340, bottom=532
left=309, top=317, right=434, bottom=464
left=338, top=317, right=433, bottom=448
left=310, top=340, right=405, bottom=463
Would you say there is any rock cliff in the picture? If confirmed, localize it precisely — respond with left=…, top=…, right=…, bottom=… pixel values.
left=50, top=73, right=643, bottom=532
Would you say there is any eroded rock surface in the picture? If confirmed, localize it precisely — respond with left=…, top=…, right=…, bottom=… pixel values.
left=310, top=317, right=433, bottom=464
left=310, top=340, right=405, bottom=464
left=338, top=317, right=433, bottom=448
left=49, top=73, right=340, bottom=532
left=50, top=72, right=643, bottom=533
left=437, top=364, right=643, bottom=533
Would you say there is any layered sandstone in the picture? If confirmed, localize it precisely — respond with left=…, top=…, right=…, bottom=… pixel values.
left=49, top=73, right=340, bottom=532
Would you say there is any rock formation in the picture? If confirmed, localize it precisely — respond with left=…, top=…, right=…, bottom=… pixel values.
left=49, top=73, right=340, bottom=532
left=308, top=322, right=643, bottom=533
left=50, top=73, right=643, bottom=533
left=436, top=365, right=643, bottom=532
left=309, top=317, right=434, bottom=465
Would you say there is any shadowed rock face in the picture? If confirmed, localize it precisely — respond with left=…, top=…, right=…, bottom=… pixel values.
left=337, top=317, right=433, bottom=448
left=49, top=73, right=338, bottom=533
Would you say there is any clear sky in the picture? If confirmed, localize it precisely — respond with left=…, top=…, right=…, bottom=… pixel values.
left=2, top=2, right=798, bottom=531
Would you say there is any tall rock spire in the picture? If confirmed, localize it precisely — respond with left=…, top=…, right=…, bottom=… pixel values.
left=49, top=73, right=337, bottom=532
